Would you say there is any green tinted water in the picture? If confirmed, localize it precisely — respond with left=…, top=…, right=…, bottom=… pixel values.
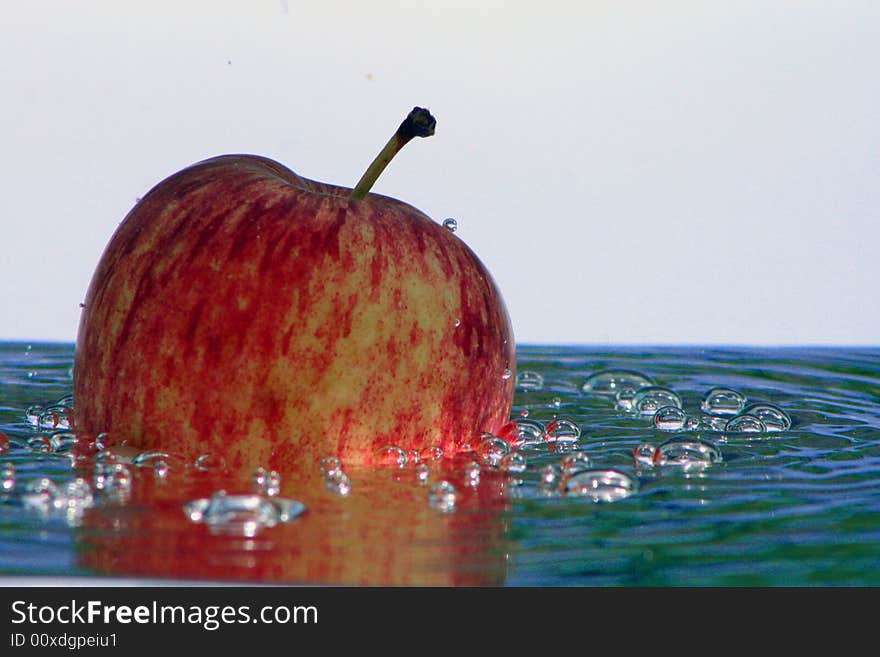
left=1, top=343, right=878, bottom=585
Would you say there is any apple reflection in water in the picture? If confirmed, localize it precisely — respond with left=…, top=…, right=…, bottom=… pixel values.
left=74, top=460, right=512, bottom=586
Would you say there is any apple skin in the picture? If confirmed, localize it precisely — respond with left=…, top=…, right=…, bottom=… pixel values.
left=73, top=154, right=515, bottom=473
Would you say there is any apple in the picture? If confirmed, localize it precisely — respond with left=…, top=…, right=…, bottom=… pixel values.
left=73, top=108, right=515, bottom=473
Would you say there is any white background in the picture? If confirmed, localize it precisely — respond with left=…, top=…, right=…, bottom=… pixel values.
left=2, top=1, right=877, bottom=346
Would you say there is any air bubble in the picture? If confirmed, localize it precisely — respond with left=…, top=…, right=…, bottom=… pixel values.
left=515, top=419, right=546, bottom=445
left=442, top=218, right=458, bottom=232
left=477, top=436, right=510, bottom=467
left=559, top=452, right=593, bottom=474
left=428, top=481, right=457, bottom=512
left=743, top=403, right=791, bottom=431
left=195, top=453, right=226, bottom=472
left=499, top=451, right=527, bottom=474
left=502, top=368, right=513, bottom=380
left=253, top=467, right=281, bottom=497
left=633, top=443, right=657, bottom=468
left=559, top=469, right=638, bottom=502
left=374, top=445, right=407, bottom=468
left=582, top=370, right=654, bottom=395
left=701, top=388, right=747, bottom=416
left=653, top=437, right=722, bottom=469
left=420, top=446, right=443, bottom=462
left=546, top=418, right=581, bottom=443
left=653, top=405, right=687, bottom=432
left=516, top=370, right=544, bottom=391
left=324, top=470, right=352, bottom=496
left=725, top=414, right=767, bottom=433
left=633, top=387, right=683, bottom=415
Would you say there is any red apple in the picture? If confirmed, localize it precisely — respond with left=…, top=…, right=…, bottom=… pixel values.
left=73, top=108, right=515, bottom=473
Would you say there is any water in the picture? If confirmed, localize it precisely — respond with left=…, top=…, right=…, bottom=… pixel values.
left=1, top=342, right=879, bottom=585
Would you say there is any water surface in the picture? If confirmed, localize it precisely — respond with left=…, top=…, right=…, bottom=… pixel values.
left=1, top=342, right=878, bottom=585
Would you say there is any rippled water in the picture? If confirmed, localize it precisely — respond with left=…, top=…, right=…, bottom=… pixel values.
left=1, top=342, right=879, bottom=585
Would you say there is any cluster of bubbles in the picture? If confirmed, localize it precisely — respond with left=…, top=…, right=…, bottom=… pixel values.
left=581, top=370, right=791, bottom=436
left=0, top=458, right=97, bottom=527
left=578, top=369, right=792, bottom=473
left=7, top=362, right=794, bottom=536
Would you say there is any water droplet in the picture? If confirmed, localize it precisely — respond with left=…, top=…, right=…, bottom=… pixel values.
left=725, top=414, right=767, bottom=433
left=559, top=469, right=638, bottom=502
left=184, top=490, right=305, bottom=536
left=653, top=405, right=687, bottom=432
left=559, top=452, right=593, bottom=474
left=515, top=370, right=544, bottom=391
left=545, top=418, right=581, bottom=443
left=442, top=217, right=458, bottom=232
left=324, top=470, right=352, bottom=496
left=1, top=462, right=16, bottom=492
left=414, top=463, right=430, bottom=484
left=653, top=437, right=722, bottom=469
left=463, top=461, right=481, bottom=487
left=499, top=451, right=527, bottom=474
left=743, top=403, right=792, bottom=431
left=633, top=387, right=683, bottom=415
left=40, top=405, right=72, bottom=430
left=428, top=481, right=457, bottom=512
left=477, top=435, right=510, bottom=466
left=501, top=368, right=513, bottom=380
left=195, top=453, right=226, bottom=472
left=701, top=388, right=747, bottom=416
left=131, top=450, right=185, bottom=472
left=319, top=456, right=343, bottom=477
left=551, top=397, right=562, bottom=409
left=253, top=467, right=282, bottom=497
left=520, top=408, right=530, bottom=418
left=153, top=460, right=170, bottom=478
left=419, top=446, right=443, bottom=462
left=374, top=445, right=407, bottom=468
left=582, top=370, right=654, bottom=395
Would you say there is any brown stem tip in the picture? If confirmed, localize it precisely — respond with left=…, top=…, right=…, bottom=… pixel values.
left=350, top=107, right=437, bottom=201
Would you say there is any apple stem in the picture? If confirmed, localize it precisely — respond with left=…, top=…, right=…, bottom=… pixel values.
left=349, top=107, right=436, bottom=201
